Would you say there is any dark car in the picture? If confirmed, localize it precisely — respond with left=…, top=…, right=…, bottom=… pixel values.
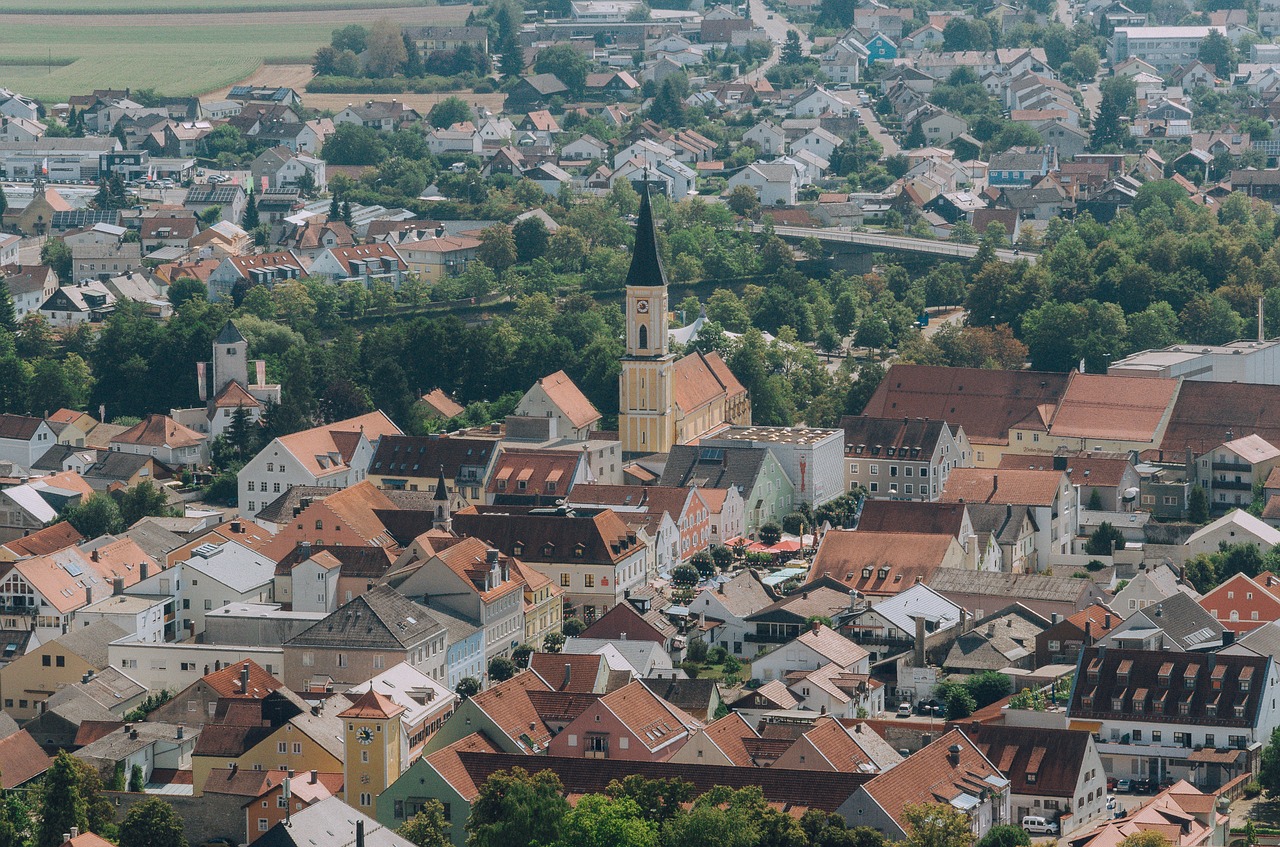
left=1132, top=779, right=1153, bottom=794
left=916, top=699, right=945, bottom=716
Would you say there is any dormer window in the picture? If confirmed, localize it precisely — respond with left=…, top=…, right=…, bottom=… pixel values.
left=543, top=543, right=555, bottom=556
left=1112, top=697, right=1124, bottom=711
left=1235, top=704, right=1247, bottom=718
left=862, top=567, right=872, bottom=579
left=512, top=543, right=524, bottom=556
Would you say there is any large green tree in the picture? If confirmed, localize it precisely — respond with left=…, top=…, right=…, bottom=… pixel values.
left=400, top=801, right=451, bottom=847
left=119, top=798, right=186, bottom=847
left=466, top=767, right=569, bottom=847
left=36, top=753, right=90, bottom=847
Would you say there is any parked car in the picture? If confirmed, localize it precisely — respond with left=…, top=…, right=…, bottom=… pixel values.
left=1116, top=779, right=1132, bottom=793
left=1106, top=796, right=1117, bottom=810
left=1022, top=817, right=1059, bottom=835
left=1106, top=777, right=1118, bottom=791
left=896, top=702, right=912, bottom=717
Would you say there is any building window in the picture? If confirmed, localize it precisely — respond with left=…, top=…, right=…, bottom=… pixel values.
left=584, top=574, right=595, bottom=588
left=337, top=653, right=347, bottom=668
left=561, top=574, right=571, bottom=587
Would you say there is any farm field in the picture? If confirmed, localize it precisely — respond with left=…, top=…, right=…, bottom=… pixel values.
left=0, top=4, right=474, bottom=104
left=1, top=0, right=428, bottom=12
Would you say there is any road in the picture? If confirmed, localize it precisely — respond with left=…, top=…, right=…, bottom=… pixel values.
left=860, top=105, right=900, bottom=156
left=741, top=0, right=807, bottom=82
left=1056, top=0, right=1102, bottom=116
left=756, top=223, right=1037, bottom=264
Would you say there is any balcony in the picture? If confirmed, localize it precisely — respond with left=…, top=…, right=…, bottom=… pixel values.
left=1213, top=479, right=1252, bottom=491
left=1212, top=461, right=1252, bottom=472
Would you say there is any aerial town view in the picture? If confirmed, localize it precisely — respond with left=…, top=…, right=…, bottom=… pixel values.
left=9, top=0, right=1280, bottom=846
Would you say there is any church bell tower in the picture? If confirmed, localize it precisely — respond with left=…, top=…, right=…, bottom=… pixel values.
left=619, top=185, right=676, bottom=456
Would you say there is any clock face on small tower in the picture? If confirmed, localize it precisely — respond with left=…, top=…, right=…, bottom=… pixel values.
left=636, top=299, right=649, bottom=313
left=356, top=726, right=374, bottom=745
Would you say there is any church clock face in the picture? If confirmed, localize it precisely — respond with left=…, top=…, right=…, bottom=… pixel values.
left=636, top=299, right=649, bottom=313
left=356, top=727, right=374, bottom=745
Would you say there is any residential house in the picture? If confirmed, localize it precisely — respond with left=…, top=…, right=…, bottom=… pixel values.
left=131, top=539, right=275, bottom=637
left=1068, top=646, right=1273, bottom=787
left=1186, top=511, right=1280, bottom=558
left=819, top=38, right=869, bottom=85
left=988, top=146, right=1057, bottom=186
left=841, top=416, right=969, bottom=501
left=566, top=484, right=712, bottom=573
left=0, top=265, right=56, bottom=321
left=726, top=162, right=800, bottom=206
left=451, top=504, right=649, bottom=624
left=38, top=281, right=118, bottom=327
left=1199, top=573, right=1280, bottom=635
left=395, top=233, right=480, bottom=283
left=942, top=605, right=1049, bottom=674
left=546, top=679, right=703, bottom=760
left=967, top=723, right=1109, bottom=830
left=185, top=184, right=248, bottom=225
left=940, top=468, right=1076, bottom=569
left=844, top=729, right=1010, bottom=840
left=334, top=101, right=421, bottom=132
left=282, top=586, right=449, bottom=690
left=514, top=370, right=602, bottom=440
left=752, top=622, right=870, bottom=681
left=1035, top=604, right=1120, bottom=666
left=744, top=121, right=788, bottom=156
left=148, top=659, right=283, bottom=728
left=807, top=530, right=968, bottom=596
left=659, top=445, right=793, bottom=533
left=366, top=434, right=496, bottom=502
left=63, top=223, right=142, bottom=282
left=306, top=244, right=407, bottom=289
left=237, top=411, right=401, bottom=519
left=1196, top=434, right=1280, bottom=513
left=0, top=621, right=125, bottom=721
left=207, top=251, right=307, bottom=302
left=1112, top=563, right=1199, bottom=617
left=109, top=413, right=209, bottom=467
left=251, top=146, right=326, bottom=192
left=1097, top=593, right=1225, bottom=652
left=255, top=797, right=416, bottom=847
left=0, top=413, right=59, bottom=468
left=384, top=537, right=526, bottom=668
left=845, top=582, right=964, bottom=664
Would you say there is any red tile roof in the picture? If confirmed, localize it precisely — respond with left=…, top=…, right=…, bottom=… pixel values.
left=424, top=731, right=504, bottom=798
left=860, top=729, right=1005, bottom=832
left=2, top=522, right=84, bottom=557
left=487, top=448, right=582, bottom=498
left=0, top=730, right=50, bottom=787
left=580, top=602, right=666, bottom=645
left=529, top=652, right=607, bottom=693
left=202, top=660, right=282, bottom=699
left=940, top=468, right=1064, bottom=507
left=594, top=680, right=704, bottom=752
left=453, top=505, right=643, bottom=566
left=1156, top=381, right=1280, bottom=458
left=673, top=351, right=747, bottom=415
left=1046, top=373, right=1178, bottom=442
left=863, top=365, right=1070, bottom=445
left=809, top=530, right=958, bottom=595
left=469, top=671, right=554, bottom=752
left=967, top=723, right=1092, bottom=798
left=111, top=414, right=205, bottom=449
left=855, top=501, right=968, bottom=536
left=532, top=371, right=601, bottom=430
left=693, top=712, right=757, bottom=766
left=339, top=689, right=405, bottom=719
left=420, top=388, right=465, bottom=419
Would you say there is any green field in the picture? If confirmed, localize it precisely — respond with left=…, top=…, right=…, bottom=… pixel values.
left=0, top=4, right=472, bottom=103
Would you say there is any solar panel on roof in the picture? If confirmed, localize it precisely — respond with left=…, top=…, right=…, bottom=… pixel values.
left=699, top=447, right=723, bottom=462
left=62, top=560, right=83, bottom=577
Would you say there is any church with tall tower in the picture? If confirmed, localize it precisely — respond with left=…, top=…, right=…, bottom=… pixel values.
left=618, top=187, right=750, bottom=457
left=170, top=319, right=282, bottom=440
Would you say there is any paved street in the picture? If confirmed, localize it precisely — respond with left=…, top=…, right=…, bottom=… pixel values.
left=742, top=0, right=807, bottom=81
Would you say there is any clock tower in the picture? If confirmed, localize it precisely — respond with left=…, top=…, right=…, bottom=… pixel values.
left=619, top=185, right=676, bottom=456
left=340, top=690, right=405, bottom=811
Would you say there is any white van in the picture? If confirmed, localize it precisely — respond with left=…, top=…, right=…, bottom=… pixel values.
left=1022, top=816, right=1059, bottom=835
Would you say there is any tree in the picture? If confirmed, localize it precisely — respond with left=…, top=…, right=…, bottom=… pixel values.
left=119, top=797, right=185, bottom=847
left=976, top=826, right=1031, bottom=847
left=513, top=216, right=550, bottom=264
left=402, top=31, right=424, bottom=77
left=488, top=656, right=516, bottom=682
left=1198, top=29, right=1237, bottom=75
left=365, top=19, right=408, bottom=77
left=543, top=631, right=565, bottom=652
left=691, top=549, right=716, bottom=578
left=478, top=224, right=517, bottom=273
left=944, top=685, right=976, bottom=719
left=0, top=280, right=15, bottom=333
left=128, top=763, right=145, bottom=793
left=1085, top=522, right=1125, bottom=556
left=168, top=277, right=206, bottom=310
left=1258, top=725, right=1280, bottom=797
left=1092, top=76, right=1136, bottom=150
left=554, top=794, right=656, bottom=847
left=428, top=96, right=472, bottom=129
left=1188, top=485, right=1210, bottom=523
left=727, top=185, right=761, bottom=220
left=563, top=617, right=587, bottom=636
left=963, top=671, right=1011, bottom=708
left=534, top=44, right=592, bottom=95
left=901, top=803, right=975, bottom=847
left=61, top=493, right=124, bottom=538
left=672, top=564, right=700, bottom=588
left=332, top=23, right=368, bottom=52
left=758, top=521, right=782, bottom=545
left=117, top=480, right=175, bottom=527
left=400, top=801, right=451, bottom=847
left=455, top=677, right=481, bottom=699
left=512, top=643, right=534, bottom=668
left=781, top=31, right=804, bottom=65
left=466, top=767, right=570, bottom=847
left=36, top=753, right=89, bottom=847
left=242, top=190, right=260, bottom=230
left=41, top=239, right=73, bottom=283
left=648, top=76, right=686, bottom=126
left=1118, top=833, right=1170, bottom=847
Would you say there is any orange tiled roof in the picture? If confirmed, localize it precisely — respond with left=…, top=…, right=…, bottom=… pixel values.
left=202, top=659, right=282, bottom=699
left=2, top=522, right=84, bottom=557
left=809, top=530, right=955, bottom=594
left=696, top=711, right=757, bottom=766
left=533, top=370, right=601, bottom=429
left=111, top=414, right=205, bottom=449
left=940, top=468, right=1063, bottom=507
left=594, top=680, right=704, bottom=751
left=339, top=689, right=405, bottom=719
left=488, top=448, right=581, bottom=498
left=1047, top=372, right=1179, bottom=443
left=275, top=412, right=400, bottom=479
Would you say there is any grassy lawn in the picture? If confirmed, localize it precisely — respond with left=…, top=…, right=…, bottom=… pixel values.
left=689, top=659, right=750, bottom=681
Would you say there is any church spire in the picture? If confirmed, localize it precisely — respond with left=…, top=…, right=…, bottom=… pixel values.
left=624, top=183, right=667, bottom=289
left=433, top=465, right=449, bottom=501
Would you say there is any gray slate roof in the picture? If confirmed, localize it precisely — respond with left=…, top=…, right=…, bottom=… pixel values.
left=286, top=586, right=445, bottom=650
left=659, top=444, right=768, bottom=493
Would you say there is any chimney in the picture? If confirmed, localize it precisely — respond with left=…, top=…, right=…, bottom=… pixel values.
left=947, top=743, right=962, bottom=765
left=310, top=769, right=318, bottom=784
left=70, top=829, right=79, bottom=839
left=1085, top=620, right=1092, bottom=645
left=1105, top=612, right=1112, bottom=628
left=113, top=577, right=124, bottom=595
left=177, top=725, right=184, bottom=740
left=231, top=520, right=243, bottom=534
left=992, top=474, right=998, bottom=494
left=356, top=820, right=365, bottom=847
left=914, top=615, right=926, bottom=667
left=562, top=662, right=572, bottom=690
left=91, top=549, right=100, bottom=562
left=85, top=585, right=93, bottom=606
left=140, top=560, right=149, bottom=580
left=987, top=623, right=995, bottom=637
left=967, top=534, right=979, bottom=569
left=240, top=663, right=251, bottom=695
left=810, top=618, right=821, bottom=634
left=1224, top=629, right=1236, bottom=646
